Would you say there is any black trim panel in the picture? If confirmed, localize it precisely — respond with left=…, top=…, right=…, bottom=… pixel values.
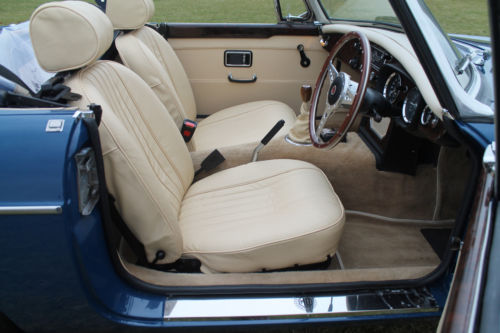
left=153, top=23, right=320, bottom=39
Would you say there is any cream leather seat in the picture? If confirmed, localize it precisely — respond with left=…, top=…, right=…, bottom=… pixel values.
left=30, top=1, right=344, bottom=273
left=105, top=0, right=296, bottom=152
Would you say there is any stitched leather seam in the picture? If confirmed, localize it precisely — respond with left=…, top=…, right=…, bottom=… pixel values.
left=102, top=62, right=192, bottom=194
left=147, top=29, right=195, bottom=117
left=117, top=33, right=186, bottom=126
left=102, top=146, right=119, bottom=156
left=101, top=122, right=182, bottom=254
left=184, top=166, right=330, bottom=199
left=183, top=210, right=344, bottom=255
left=141, top=28, right=197, bottom=118
left=86, top=64, right=183, bottom=201
left=199, top=102, right=283, bottom=127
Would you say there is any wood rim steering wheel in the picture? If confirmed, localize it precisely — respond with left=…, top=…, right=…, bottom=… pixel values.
left=309, top=31, right=371, bottom=149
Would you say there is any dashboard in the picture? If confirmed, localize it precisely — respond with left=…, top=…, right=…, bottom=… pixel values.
left=329, top=36, right=447, bottom=144
left=320, top=28, right=453, bottom=174
left=372, top=44, right=442, bottom=137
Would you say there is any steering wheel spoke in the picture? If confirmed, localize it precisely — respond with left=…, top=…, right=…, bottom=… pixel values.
left=328, top=62, right=339, bottom=85
left=339, top=79, right=359, bottom=109
left=316, top=104, right=334, bottom=137
left=309, top=31, right=371, bottom=149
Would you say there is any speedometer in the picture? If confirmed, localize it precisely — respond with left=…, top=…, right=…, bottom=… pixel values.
left=383, top=72, right=402, bottom=104
left=402, top=87, right=423, bottom=124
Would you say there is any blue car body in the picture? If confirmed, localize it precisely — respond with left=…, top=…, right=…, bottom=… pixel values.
left=0, top=110, right=168, bottom=330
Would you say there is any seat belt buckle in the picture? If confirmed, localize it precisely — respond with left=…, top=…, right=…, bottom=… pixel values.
left=195, top=149, right=226, bottom=177
left=201, top=149, right=225, bottom=172
left=181, top=119, right=197, bottom=143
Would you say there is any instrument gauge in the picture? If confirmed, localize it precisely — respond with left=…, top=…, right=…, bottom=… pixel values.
left=402, top=87, right=423, bottom=124
left=383, top=72, right=402, bottom=104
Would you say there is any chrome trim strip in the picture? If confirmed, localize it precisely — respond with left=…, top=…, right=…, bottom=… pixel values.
left=164, top=289, right=438, bottom=321
left=467, top=148, right=497, bottom=331
left=345, top=210, right=455, bottom=226
left=467, top=197, right=493, bottom=332
left=0, top=206, right=62, bottom=215
left=73, top=110, right=95, bottom=120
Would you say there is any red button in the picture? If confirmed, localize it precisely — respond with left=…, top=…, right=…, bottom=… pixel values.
left=183, top=130, right=191, bottom=137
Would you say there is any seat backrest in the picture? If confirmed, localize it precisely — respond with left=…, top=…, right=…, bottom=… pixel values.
left=106, top=0, right=197, bottom=128
left=30, top=1, right=194, bottom=264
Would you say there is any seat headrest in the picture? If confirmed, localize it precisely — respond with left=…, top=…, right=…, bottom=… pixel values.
left=30, top=1, right=113, bottom=73
left=106, top=0, right=155, bottom=30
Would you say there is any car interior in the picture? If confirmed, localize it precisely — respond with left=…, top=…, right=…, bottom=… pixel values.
left=28, top=0, right=473, bottom=290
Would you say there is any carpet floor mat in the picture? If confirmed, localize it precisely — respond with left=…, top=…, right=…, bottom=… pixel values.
left=338, top=214, right=442, bottom=269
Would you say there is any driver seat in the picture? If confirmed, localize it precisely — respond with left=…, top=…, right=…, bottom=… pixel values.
left=104, top=0, right=297, bottom=152
left=30, top=1, right=345, bottom=273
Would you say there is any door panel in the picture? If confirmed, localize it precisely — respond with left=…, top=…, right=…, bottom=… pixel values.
left=168, top=35, right=328, bottom=116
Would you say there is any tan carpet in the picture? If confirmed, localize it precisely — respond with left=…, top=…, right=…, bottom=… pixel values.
left=192, top=134, right=437, bottom=219
left=191, top=133, right=470, bottom=221
left=338, top=214, right=441, bottom=269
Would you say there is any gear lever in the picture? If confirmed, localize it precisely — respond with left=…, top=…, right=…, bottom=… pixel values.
left=300, top=84, right=312, bottom=103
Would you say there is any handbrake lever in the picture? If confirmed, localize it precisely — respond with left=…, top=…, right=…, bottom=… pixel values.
left=251, top=119, right=285, bottom=162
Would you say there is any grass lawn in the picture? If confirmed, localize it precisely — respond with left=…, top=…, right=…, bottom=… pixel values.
left=426, top=0, right=490, bottom=36
left=0, top=0, right=96, bottom=25
left=0, top=0, right=490, bottom=36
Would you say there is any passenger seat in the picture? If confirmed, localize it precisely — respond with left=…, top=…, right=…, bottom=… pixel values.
left=105, top=0, right=296, bottom=152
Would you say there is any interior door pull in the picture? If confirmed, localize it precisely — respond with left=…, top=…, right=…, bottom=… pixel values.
left=228, top=73, right=257, bottom=83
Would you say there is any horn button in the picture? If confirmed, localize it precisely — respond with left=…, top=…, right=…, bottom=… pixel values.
left=326, top=72, right=357, bottom=111
left=328, top=76, right=344, bottom=106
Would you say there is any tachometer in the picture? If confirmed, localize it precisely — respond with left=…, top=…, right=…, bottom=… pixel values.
left=383, top=72, right=402, bottom=104
left=402, top=87, right=423, bottom=124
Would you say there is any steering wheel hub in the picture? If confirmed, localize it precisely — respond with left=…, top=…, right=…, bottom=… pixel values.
left=328, top=75, right=344, bottom=106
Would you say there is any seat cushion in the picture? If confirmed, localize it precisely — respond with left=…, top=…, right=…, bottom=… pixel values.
left=179, top=159, right=345, bottom=273
left=192, top=100, right=296, bottom=152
